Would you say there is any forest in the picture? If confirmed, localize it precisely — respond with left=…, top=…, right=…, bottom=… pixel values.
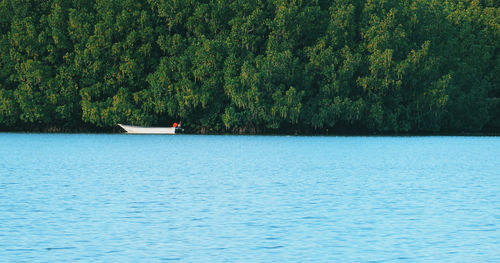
left=0, top=0, right=498, bottom=134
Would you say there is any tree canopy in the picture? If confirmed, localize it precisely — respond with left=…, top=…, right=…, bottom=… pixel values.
left=0, top=0, right=498, bottom=133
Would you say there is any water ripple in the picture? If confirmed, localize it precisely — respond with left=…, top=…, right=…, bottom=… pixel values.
left=0, top=134, right=499, bottom=262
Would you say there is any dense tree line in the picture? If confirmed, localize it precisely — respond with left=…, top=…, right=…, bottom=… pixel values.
left=0, top=0, right=498, bottom=133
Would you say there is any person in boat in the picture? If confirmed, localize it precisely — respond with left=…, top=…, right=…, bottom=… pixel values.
left=172, top=121, right=182, bottom=129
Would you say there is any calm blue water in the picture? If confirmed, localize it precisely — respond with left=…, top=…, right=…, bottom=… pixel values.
left=0, top=134, right=499, bottom=262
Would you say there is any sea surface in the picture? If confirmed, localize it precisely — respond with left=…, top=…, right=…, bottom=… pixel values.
left=0, top=134, right=499, bottom=262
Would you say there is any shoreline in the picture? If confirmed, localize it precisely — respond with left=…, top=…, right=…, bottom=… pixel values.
left=1, top=130, right=498, bottom=137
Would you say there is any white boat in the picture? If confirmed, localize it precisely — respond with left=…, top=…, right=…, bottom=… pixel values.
left=118, top=123, right=183, bottom=134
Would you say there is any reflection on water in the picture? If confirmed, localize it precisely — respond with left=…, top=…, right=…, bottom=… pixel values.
left=1, top=134, right=499, bottom=262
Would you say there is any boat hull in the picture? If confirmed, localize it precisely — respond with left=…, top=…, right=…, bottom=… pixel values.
left=118, top=124, right=178, bottom=134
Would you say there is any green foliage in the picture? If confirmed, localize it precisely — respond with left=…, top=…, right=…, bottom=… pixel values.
left=0, top=0, right=498, bottom=133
